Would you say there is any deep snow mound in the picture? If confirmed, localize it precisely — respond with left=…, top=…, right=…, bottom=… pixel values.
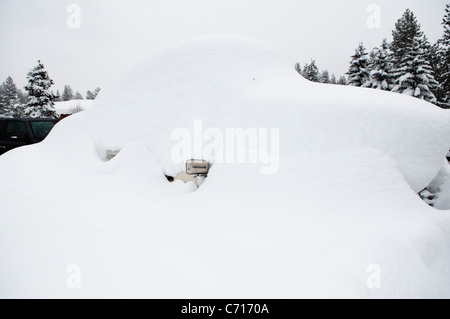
left=1, top=34, right=450, bottom=299
left=51, top=34, right=450, bottom=191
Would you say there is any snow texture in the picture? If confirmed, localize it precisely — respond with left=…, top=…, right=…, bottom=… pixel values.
left=0, top=35, right=450, bottom=298
left=54, top=100, right=94, bottom=115
left=425, top=162, right=450, bottom=210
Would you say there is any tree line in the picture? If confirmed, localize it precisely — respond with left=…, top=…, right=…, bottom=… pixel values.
left=297, top=5, right=450, bottom=109
left=3, top=6, right=449, bottom=119
left=56, top=85, right=101, bottom=102
left=0, top=62, right=101, bottom=118
left=295, top=60, right=348, bottom=85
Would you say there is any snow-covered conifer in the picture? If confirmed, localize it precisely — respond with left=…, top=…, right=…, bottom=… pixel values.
left=346, top=43, right=370, bottom=87
left=366, top=39, right=395, bottom=90
left=24, top=60, right=58, bottom=118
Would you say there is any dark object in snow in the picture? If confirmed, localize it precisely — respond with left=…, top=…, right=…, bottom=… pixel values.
left=106, top=149, right=120, bottom=161
left=165, top=160, right=210, bottom=188
left=419, top=188, right=437, bottom=207
left=0, top=118, right=57, bottom=156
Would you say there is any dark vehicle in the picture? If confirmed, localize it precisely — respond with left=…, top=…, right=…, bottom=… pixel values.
left=0, top=118, right=58, bottom=155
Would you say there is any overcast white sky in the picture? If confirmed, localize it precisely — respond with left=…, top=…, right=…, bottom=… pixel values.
left=0, top=0, right=448, bottom=94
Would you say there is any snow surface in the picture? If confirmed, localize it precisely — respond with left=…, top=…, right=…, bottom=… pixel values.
left=426, top=162, right=450, bottom=210
left=1, top=35, right=450, bottom=298
left=54, top=100, right=94, bottom=116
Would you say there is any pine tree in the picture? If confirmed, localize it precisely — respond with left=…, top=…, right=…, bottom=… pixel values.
left=1, top=77, right=17, bottom=104
left=24, top=60, right=58, bottom=118
left=86, top=90, right=95, bottom=100
left=0, top=81, right=10, bottom=115
left=294, top=63, right=302, bottom=75
left=61, top=85, right=74, bottom=101
left=389, top=10, right=439, bottom=104
left=54, top=90, right=61, bottom=102
left=93, top=87, right=101, bottom=99
left=10, top=98, right=26, bottom=118
left=321, top=70, right=331, bottom=84
left=0, top=83, right=6, bottom=116
left=86, top=87, right=101, bottom=99
left=338, top=76, right=347, bottom=85
left=391, top=9, right=423, bottom=68
left=0, top=77, right=25, bottom=117
left=330, top=74, right=337, bottom=84
left=366, top=39, right=395, bottom=90
left=429, top=42, right=447, bottom=106
left=74, top=91, right=83, bottom=100
left=302, top=60, right=321, bottom=82
left=392, top=36, right=439, bottom=103
left=347, top=43, right=371, bottom=87
left=439, top=4, right=450, bottom=106
left=17, top=89, right=28, bottom=105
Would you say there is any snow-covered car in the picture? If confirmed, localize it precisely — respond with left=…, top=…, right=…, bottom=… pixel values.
left=1, top=35, right=450, bottom=299
left=0, top=118, right=58, bottom=155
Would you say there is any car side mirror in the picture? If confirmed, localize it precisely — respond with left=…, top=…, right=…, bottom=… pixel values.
left=186, top=159, right=210, bottom=176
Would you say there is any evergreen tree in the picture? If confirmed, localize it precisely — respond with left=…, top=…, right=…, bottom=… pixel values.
left=10, top=98, right=26, bottom=118
left=0, top=82, right=6, bottom=115
left=338, top=76, right=347, bottom=85
left=294, top=63, right=302, bottom=75
left=24, top=60, right=58, bottom=118
left=302, top=60, right=321, bottom=82
left=391, top=9, right=423, bottom=68
left=17, top=89, right=28, bottom=105
left=54, top=90, right=61, bottom=102
left=0, top=79, right=11, bottom=115
left=330, top=74, right=337, bottom=84
left=321, top=70, right=331, bottom=84
left=388, top=9, right=440, bottom=104
left=392, top=36, right=439, bottom=103
left=93, top=87, right=101, bottom=99
left=61, top=85, right=74, bottom=101
left=0, top=77, right=25, bottom=117
left=74, top=91, right=83, bottom=100
left=429, top=42, right=447, bottom=106
left=439, top=4, right=450, bottom=106
left=346, top=42, right=371, bottom=87
left=366, top=39, right=395, bottom=90
left=86, top=90, right=95, bottom=100
left=1, top=77, right=18, bottom=105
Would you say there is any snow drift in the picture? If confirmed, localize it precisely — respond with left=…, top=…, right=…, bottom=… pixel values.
left=1, top=35, right=450, bottom=298
left=54, top=35, right=449, bottom=191
left=54, top=100, right=94, bottom=116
